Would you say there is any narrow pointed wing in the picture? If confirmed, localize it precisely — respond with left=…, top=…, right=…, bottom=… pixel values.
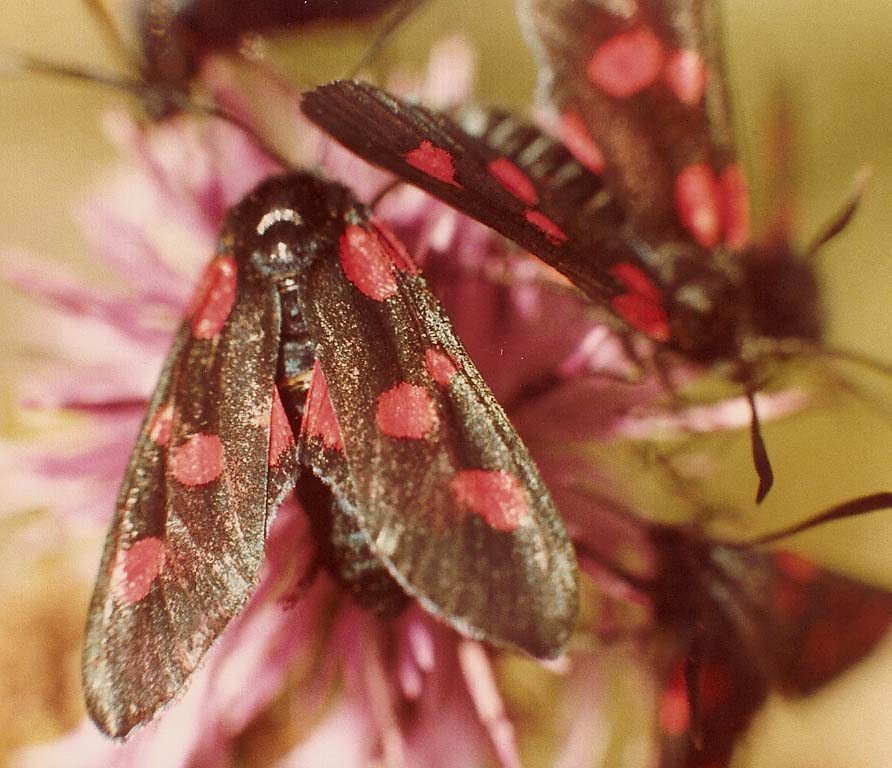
left=296, top=213, right=579, bottom=657
left=764, top=550, right=892, bottom=694
left=82, top=250, right=299, bottom=737
left=519, top=0, right=748, bottom=250
left=649, top=529, right=892, bottom=767
left=302, top=81, right=672, bottom=342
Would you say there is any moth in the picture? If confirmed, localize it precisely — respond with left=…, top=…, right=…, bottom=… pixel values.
left=83, top=170, right=578, bottom=738
left=300, top=0, right=879, bottom=502
left=22, top=0, right=426, bottom=120
left=573, top=492, right=892, bottom=768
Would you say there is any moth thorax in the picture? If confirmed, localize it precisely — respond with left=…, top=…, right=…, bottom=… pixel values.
left=665, top=271, right=744, bottom=363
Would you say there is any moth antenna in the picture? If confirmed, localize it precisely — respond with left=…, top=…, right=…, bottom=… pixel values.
left=345, top=0, right=430, bottom=78
left=2, top=51, right=293, bottom=170
left=750, top=492, right=892, bottom=545
left=369, top=178, right=404, bottom=208
left=81, top=0, right=140, bottom=72
left=0, top=50, right=145, bottom=96
left=807, top=342, right=892, bottom=379
left=747, top=389, right=774, bottom=504
left=801, top=165, right=873, bottom=260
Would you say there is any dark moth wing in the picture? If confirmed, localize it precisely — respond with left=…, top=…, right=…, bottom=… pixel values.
left=649, top=527, right=892, bottom=767
left=766, top=550, right=892, bottom=696
left=84, top=170, right=578, bottom=737
left=279, top=187, right=578, bottom=657
left=301, top=81, right=674, bottom=344
left=83, top=248, right=299, bottom=738
left=518, top=0, right=746, bottom=249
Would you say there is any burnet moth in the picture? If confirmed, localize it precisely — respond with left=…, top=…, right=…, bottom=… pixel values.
left=18, top=0, right=427, bottom=121
left=83, top=170, right=579, bottom=738
left=572, top=492, right=892, bottom=768
left=299, top=0, right=884, bottom=502
left=134, top=0, right=430, bottom=116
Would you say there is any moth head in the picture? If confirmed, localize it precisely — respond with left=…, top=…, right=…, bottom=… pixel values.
left=226, top=171, right=369, bottom=280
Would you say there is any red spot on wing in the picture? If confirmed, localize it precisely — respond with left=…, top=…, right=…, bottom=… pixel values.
left=773, top=551, right=818, bottom=583
left=610, top=262, right=662, bottom=303
left=449, top=469, right=530, bottom=531
left=675, top=163, right=721, bottom=248
left=340, top=224, right=399, bottom=301
left=371, top=221, right=419, bottom=275
left=149, top=403, right=174, bottom=446
left=404, top=141, right=463, bottom=188
left=170, top=433, right=224, bottom=486
left=558, top=110, right=605, bottom=174
left=376, top=382, right=438, bottom=439
left=719, top=164, right=751, bottom=250
left=588, top=27, right=665, bottom=99
left=302, top=360, right=344, bottom=453
left=189, top=255, right=237, bottom=339
left=111, top=537, right=166, bottom=604
left=424, top=348, right=459, bottom=387
left=268, top=385, right=295, bottom=467
left=487, top=158, right=538, bottom=205
left=609, top=262, right=670, bottom=341
left=525, top=209, right=567, bottom=244
left=659, top=664, right=690, bottom=736
left=664, top=49, right=707, bottom=105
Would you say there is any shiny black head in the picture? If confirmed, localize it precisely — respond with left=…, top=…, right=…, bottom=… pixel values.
left=222, top=171, right=369, bottom=280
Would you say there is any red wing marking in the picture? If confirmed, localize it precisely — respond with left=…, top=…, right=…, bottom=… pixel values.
left=302, top=360, right=345, bottom=453
left=524, top=209, right=568, bottom=244
left=449, top=469, right=530, bottom=531
left=664, top=49, right=708, bottom=106
left=558, top=110, right=606, bottom=174
left=587, top=27, right=665, bottom=99
left=487, top=158, right=538, bottom=205
left=773, top=551, right=819, bottom=582
left=404, top=141, right=463, bottom=188
left=424, top=347, right=459, bottom=387
left=111, top=537, right=166, bottom=604
left=375, top=382, right=438, bottom=440
left=189, top=255, right=238, bottom=339
left=340, top=224, right=400, bottom=301
left=611, top=294, right=670, bottom=341
left=149, top=403, right=174, bottom=446
left=609, top=262, right=670, bottom=341
left=268, top=385, right=295, bottom=467
left=170, top=433, right=224, bottom=486
left=675, top=164, right=721, bottom=248
left=718, top=165, right=751, bottom=250
left=611, top=262, right=662, bottom=303
left=659, top=663, right=691, bottom=737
